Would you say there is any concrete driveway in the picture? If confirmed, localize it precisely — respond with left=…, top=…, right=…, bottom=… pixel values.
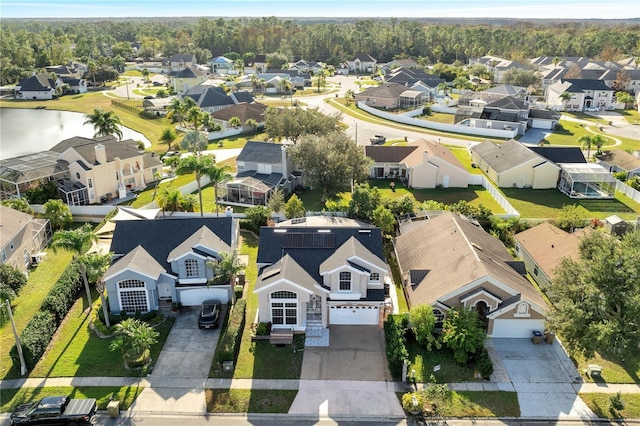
left=491, top=338, right=596, bottom=420
left=288, top=326, right=405, bottom=419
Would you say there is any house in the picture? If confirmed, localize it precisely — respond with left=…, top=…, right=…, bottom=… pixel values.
left=527, top=108, right=560, bottom=130
left=470, top=56, right=533, bottom=84
left=365, top=139, right=470, bottom=188
left=385, top=67, right=444, bottom=89
left=210, top=102, right=267, bottom=131
left=528, top=146, right=586, bottom=164
left=171, top=65, right=208, bottom=94
left=50, top=135, right=163, bottom=205
left=395, top=212, right=548, bottom=338
left=545, top=79, right=614, bottom=111
left=596, top=150, right=640, bottom=178
left=254, top=219, right=390, bottom=331
left=45, top=61, right=87, bottom=79
left=470, top=139, right=560, bottom=189
left=598, top=69, right=640, bottom=92
left=557, top=163, right=617, bottom=199
left=14, top=73, right=61, bottom=100
left=514, top=222, right=586, bottom=290
left=458, top=84, right=529, bottom=106
left=290, top=60, right=323, bottom=74
left=348, top=53, right=377, bottom=73
left=455, top=96, right=530, bottom=135
left=251, top=54, right=268, bottom=73
left=384, top=58, right=418, bottom=70
left=104, top=217, right=238, bottom=314
left=355, top=82, right=428, bottom=109
left=163, top=54, right=198, bottom=74
left=60, top=77, right=88, bottom=94
left=208, top=56, right=236, bottom=74
left=216, top=141, right=301, bottom=207
left=0, top=205, right=52, bottom=273
left=182, top=85, right=254, bottom=113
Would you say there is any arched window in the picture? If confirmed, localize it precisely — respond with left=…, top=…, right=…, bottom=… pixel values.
left=270, top=291, right=297, bottom=326
left=339, top=271, right=351, bottom=291
left=271, top=290, right=297, bottom=299
left=515, top=302, right=530, bottom=317
left=185, top=259, right=198, bottom=277
left=117, top=279, right=148, bottom=313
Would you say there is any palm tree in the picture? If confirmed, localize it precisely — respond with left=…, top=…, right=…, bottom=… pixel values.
left=208, top=250, right=243, bottom=285
left=314, top=70, right=327, bottom=93
left=167, top=97, right=186, bottom=125
left=141, top=68, right=150, bottom=83
left=559, top=91, right=572, bottom=110
left=175, top=154, right=216, bottom=217
left=159, top=127, right=177, bottom=151
left=186, top=106, right=207, bottom=131
left=552, top=56, right=560, bottom=68
left=244, top=118, right=259, bottom=132
left=180, top=193, right=200, bottom=213
left=579, top=134, right=605, bottom=159
left=157, top=188, right=183, bottom=216
left=87, top=59, right=98, bottom=86
left=437, top=82, right=449, bottom=98
left=84, top=108, right=123, bottom=140
left=179, top=130, right=209, bottom=154
left=50, top=224, right=98, bottom=313
left=109, top=318, right=159, bottom=369
left=228, top=116, right=241, bottom=128
left=83, top=252, right=112, bottom=328
left=207, top=163, right=233, bottom=216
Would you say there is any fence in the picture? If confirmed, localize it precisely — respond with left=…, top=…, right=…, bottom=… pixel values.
left=357, top=102, right=517, bottom=139
left=111, top=99, right=142, bottom=115
left=32, top=204, right=117, bottom=223
left=615, top=180, right=640, bottom=203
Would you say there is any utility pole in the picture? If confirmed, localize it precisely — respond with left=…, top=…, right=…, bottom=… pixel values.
left=5, top=299, right=27, bottom=375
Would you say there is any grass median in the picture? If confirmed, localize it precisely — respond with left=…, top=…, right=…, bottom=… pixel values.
left=0, top=386, right=143, bottom=412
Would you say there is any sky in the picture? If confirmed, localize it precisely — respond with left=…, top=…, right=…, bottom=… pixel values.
left=1, top=0, right=638, bottom=20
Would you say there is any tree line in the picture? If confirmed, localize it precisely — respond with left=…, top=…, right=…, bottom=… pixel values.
left=2, top=17, right=639, bottom=85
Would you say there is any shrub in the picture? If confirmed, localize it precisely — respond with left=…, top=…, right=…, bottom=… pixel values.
left=401, top=392, right=424, bottom=414
left=0, top=264, right=27, bottom=293
left=234, top=285, right=244, bottom=300
left=254, top=322, right=271, bottom=336
left=476, top=348, right=494, bottom=379
left=97, top=307, right=158, bottom=327
left=244, top=206, right=271, bottom=230
left=610, top=392, right=625, bottom=412
left=11, top=311, right=57, bottom=370
left=40, top=261, right=83, bottom=324
left=384, top=315, right=409, bottom=379
left=216, top=299, right=246, bottom=366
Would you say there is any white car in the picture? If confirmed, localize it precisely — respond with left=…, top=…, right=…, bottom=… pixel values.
left=585, top=107, right=599, bottom=112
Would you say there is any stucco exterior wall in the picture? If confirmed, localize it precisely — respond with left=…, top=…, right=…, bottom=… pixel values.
left=2, top=222, right=32, bottom=273
left=105, top=269, right=159, bottom=314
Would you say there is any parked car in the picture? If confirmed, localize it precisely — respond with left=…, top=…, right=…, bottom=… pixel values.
left=585, top=106, right=600, bottom=112
left=10, top=395, right=97, bottom=426
left=152, top=81, right=164, bottom=87
left=198, top=299, right=221, bottom=329
left=370, top=134, right=386, bottom=144
left=144, top=95, right=155, bottom=99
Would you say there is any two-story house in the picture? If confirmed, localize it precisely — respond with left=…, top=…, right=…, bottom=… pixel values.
left=216, top=141, right=301, bottom=206
left=348, top=53, right=377, bottom=74
left=104, top=216, right=239, bottom=314
left=171, top=65, right=208, bottom=94
left=208, top=56, right=236, bottom=74
left=545, top=79, right=614, bottom=111
left=163, top=54, right=198, bottom=74
left=14, top=73, right=62, bottom=100
left=0, top=205, right=52, bottom=273
left=254, top=218, right=390, bottom=333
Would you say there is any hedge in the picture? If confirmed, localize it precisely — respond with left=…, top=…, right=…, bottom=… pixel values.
left=40, top=261, right=83, bottom=324
left=10, top=311, right=57, bottom=370
left=97, top=307, right=158, bottom=327
left=384, top=315, right=409, bottom=379
left=215, top=299, right=246, bottom=366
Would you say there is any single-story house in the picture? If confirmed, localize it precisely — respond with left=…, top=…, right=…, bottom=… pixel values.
left=104, top=216, right=239, bottom=314
left=254, top=219, right=390, bottom=332
left=210, top=102, right=267, bottom=131
left=596, top=150, right=640, bottom=178
left=395, top=212, right=548, bottom=338
left=0, top=205, right=52, bottom=273
left=514, top=222, right=586, bottom=290
left=455, top=96, right=530, bottom=135
left=470, top=139, right=561, bottom=189
left=365, top=139, right=469, bottom=188
left=355, top=82, right=428, bottom=109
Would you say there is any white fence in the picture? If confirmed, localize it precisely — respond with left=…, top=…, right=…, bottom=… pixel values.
left=32, top=204, right=117, bottom=222
left=357, top=102, right=517, bottom=138
left=478, top=175, right=520, bottom=218
left=616, top=180, right=640, bottom=203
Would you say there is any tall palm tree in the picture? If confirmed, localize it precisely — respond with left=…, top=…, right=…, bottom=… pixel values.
left=167, top=97, right=186, bottom=125
left=579, top=134, right=605, bottom=159
left=159, top=127, right=177, bottom=151
left=84, top=108, right=123, bottom=140
left=83, top=252, right=112, bottom=328
left=437, top=82, right=449, bottom=97
left=157, top=188, right=183, bottom=216
left=180, top=130, right=209, bottom=154
left=559, top=91, right=572, bottom=110
left=186, top=106, right=207, bottom=131
left=207, top=163, right=233, bottom=216
left=50, top=224, right=98, bottom=313
left=175, top=154, right=216, bottom=217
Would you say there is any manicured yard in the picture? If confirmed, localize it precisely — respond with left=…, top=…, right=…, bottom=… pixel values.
left=544, top=119, right=639, bottom=152
left=501, top=188, right=640, bottom=220
left=420, top=112, right=455, bottom=124
left=0, top=386, right=143, bottom=412
left=128, top=174, right=196, bottom=208
left=448, top=145, right=483, bottom=174
left=28, top=295, right=174, bottom=378
left=206, top=389, right=297, bottom=413
left=572, top=351, right=640, bottom=385
left=396, top=390, right=519, bottom=417
left=404, top=338, right=478, bottom=383
left=384, top=240, right=409, bottom=314
left=581, top=393, right=640, bottom=419
left=0, top=250, right=73, bottom=379
left=563, top=112, right=608, bottom=124
left=617, top=109, right=640, bottom=125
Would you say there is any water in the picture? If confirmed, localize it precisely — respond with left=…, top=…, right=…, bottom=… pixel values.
left=0, top=108, right=151, bottom=159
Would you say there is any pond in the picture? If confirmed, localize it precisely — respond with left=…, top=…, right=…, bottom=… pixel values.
left=0, top=108, right=151, bottom=159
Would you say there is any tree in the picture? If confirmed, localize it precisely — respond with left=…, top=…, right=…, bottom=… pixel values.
left=206, top=163, right=233, bottom=216
left=267, top=188, right=285, bottom=213
left=109, top=318, right=159, bottom=369
left=50, top=224, right=98, bottom=313
left=578, top=134, right=605, bottom=159
left=410, top=305, right=441, bottom=351
left=289, top=132, right=372, bottom=202
left=347, top=183, right=381, bottom=221
left=208, top=250, right=243, bottom=285
left=245, top=118, right=259, bottom=132
left=502, top=68, right=539, bottom=88
left=186, top=106, right=208, bottom=131
left=245, top=205, right=271, bottom=229
left=555, top=204, right=588, bottom=232
left=284, top=194, right=305, bottom=219
left=266, top=52, right=288, bottom=70
left=141, top=68, right=150, bottom=83
left=436, top=82, right=448, bottom=97
left=83, top=252, right=112, bottom=328
left=167, top=97, right=187, bottom=125
left=157, top=188, right=184, bottom=215
left=546, top=231, right=640, bottom=359
left=559, top=91, right=572, bottom=110
left=264, top=106, right=341, bottom=144
left=452, top=76, right=473, bottom=91
left=159, top=127, right=177, bottom=151
left=175, top=154, right=216, bottom=217
left=43, top=199, right=72, bottom=230
left=616, top=91, right=634, bottom=109
left=1, top=198, right=33, bottom=214
left=0, top=264, right=27, bottom=294
left=180, top=193, right=199, bottom=213
left=83, top=108, right=123, bottom=140
left=442, top=307, right=486, bottom=364
left=314, top=69, right=327, bottom=93
left=180, top=130, right=209, bottom=154
left=384, top=195, right=415, bottom=217
left=228, top=116, right=241, bottom=128
left=372, top=205, right=395, bottom=235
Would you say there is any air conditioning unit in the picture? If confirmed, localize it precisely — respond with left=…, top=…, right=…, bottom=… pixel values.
left=31, top=254, right=42, bottom=264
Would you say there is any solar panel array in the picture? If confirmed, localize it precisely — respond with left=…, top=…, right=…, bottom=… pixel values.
left=282, top=232, right=335, bottom=249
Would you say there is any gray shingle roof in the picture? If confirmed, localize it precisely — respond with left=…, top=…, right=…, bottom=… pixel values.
left=254, top=254, right=319, bottom=293
left=357, top=82, right=410, bottom=99
left=167, top=225, right=231, bottom=261
left=211, top=102, right=266, bottom=122
left=197, top=86, right=234, bottom=108
left=51, top=136, right=144, bottom=165
left=319, top=236, right=387, bottom=275
left=471, top=139, right=546, bottom=173
left=104, top=245, right=166, bottom=281
left=18, top=74, right=56, bottom=91
left=237, top=141, right=283, bottom=164
left=365, top=146, right=416, bottom=163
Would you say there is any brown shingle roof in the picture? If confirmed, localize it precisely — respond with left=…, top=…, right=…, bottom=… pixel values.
left=357, top=82, right=408, bottom=99
left=596, top=150, right=640, bottom=172
left=0, top=205, right=32, bottom=247
left=403, top=139, right=466, bottom=170
left=211, top=102, right=267, bottom=123
left=365, top=145, right=416, bottom=163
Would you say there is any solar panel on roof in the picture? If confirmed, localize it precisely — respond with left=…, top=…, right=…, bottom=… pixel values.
left=282, top=232, right=335, bottom=248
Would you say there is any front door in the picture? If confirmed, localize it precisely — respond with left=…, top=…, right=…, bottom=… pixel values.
left=307, top=294, right=322, bottom=321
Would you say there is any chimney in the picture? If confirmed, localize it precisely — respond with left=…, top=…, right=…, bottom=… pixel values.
left=94, top=144, right=107, bottom=164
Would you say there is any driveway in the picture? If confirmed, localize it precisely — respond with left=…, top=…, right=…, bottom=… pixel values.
left=491, top=338, right=596, bottom=420
left=288, top=326, right=405, bottom=419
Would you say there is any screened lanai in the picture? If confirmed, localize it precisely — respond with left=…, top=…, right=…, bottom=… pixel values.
left=0, top=151, right=67, bottom=200
left=217, top=175, right=282, bottom=206
left=557, top=163, right=616, bottom=199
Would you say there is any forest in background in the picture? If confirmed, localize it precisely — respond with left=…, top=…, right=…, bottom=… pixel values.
left=2, top=17, right=639, bottom=85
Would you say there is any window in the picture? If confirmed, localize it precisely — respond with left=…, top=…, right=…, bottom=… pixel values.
left=270, top=291, right=297, bottom=325
left=185, top=259, right=199, bottom=277
left=433, top=308, right=446, bottom=328
left=76, top=172, right=81, bottom=179
left=88, top=178, right=93, bottom=188
left=117, top=279, right=148, bottom=313
left=533, top=266, right=539, bottom=276
left=9, top=241, right=14, bottom=252
left=1, top=249, right=6, bottom=262
left=370, top=272, right=380, bottom=282
left=339, top=271, right=351, bottom=291
left=515, top=302, right=530, bottom=317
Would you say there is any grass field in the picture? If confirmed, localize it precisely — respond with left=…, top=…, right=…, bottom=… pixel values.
left=206, top=389, right=297, bottom=413
left=581, top=393, right=640, bottom=419
left=545, top=119, right=639, bottom=152
left=404, top=339, right=478, bottom=383
left=396, top=390, right=520, bottom=417
left=617, top=109, right=640, bottom=125
left=0, top=386, right=144, bottom=412
left=572, top=352, right=640, bottom=385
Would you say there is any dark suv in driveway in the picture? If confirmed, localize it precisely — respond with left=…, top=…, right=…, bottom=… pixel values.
left=198, top=300, right=221, bottom=329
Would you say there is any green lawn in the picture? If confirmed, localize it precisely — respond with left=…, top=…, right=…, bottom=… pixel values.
left=404, top=338, right=478, bottom=383
left=501, top=188, right=640, bottom=220
left=0, top=386, right=144, bottom=412
left=128, top=174, right=196, bottom=208
left=544, top=119, right=639, bottom=152
left=581, top=393, right=640, bottom=419
left=396, top=390, right=519, bottom=417
left=616, top=109, right=640, bottom=125
left=0, top=250, right=73, bottom=379
left=28, top=294, right=174, bottom=378
left=421, top=112, right=455, bottom=124
left=448, top=145, right=482, bottom=174
left=206, top=389, right=297, bottom=413
left=572, top=351, right=640, bottom=384
left=563, top=112, right=608, bottom=124
left=384, top=240, right=409, bottom=314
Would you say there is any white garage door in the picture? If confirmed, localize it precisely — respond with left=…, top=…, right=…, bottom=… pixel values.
left=178, top=287, right=229, bottom=306
left=329, top=305, right=379, bottom=325
left=531, top=119, right=553, bottom=130
left=491, top=319, right=546, bottom=338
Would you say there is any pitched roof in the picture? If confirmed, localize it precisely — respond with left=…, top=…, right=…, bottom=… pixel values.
left=319, top=236, right=387, bottom=274
left=395, top=212, right=546, bottom=309
left=471, top=139, right=551, bottom=173
left=529, top=147, right=586, bottom=164
left=211, top=102, right=267, bottom=122
left=365, top=145, right=416, bottom=163
left=168, top=54, right=196, bottom=63
left=0, top=205, right=32, bottom=247
left=596, top=150, right=640, bottom=171
left=351, top=53, right=376, bottom=62
left=109, top=217, right=234, bottom=272
left=167, top=225, right=231, bottom=261
left=563, top=79, right=613, bottom=92
left=485, top=96, right=528, bottom=110
left=196, top=86, right=234, bottom=108
left=104, top=245, right=166, bottom=281
left=356, top=82, right=409, bottom=99
left=254, top=254, right=319, bottom=293
left=18, top=73, right=56, bottom=91
left=174, top=65, right=206, bottom=79
left=528, top=108, right=560, bottom=120
left=231, top=91, right=255, bottom=104
left=483, top=84, right=526, bottom=97
left=514, top=223, right=586, bottom=281
left=50, top=136, right=144, bottom=165
left=237, top=141, right=284, bottom=164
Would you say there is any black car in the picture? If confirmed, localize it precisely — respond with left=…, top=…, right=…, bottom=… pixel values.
left=144, top=95, right=155, bottom=99
left=198, top=300, right=221, bottom=329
